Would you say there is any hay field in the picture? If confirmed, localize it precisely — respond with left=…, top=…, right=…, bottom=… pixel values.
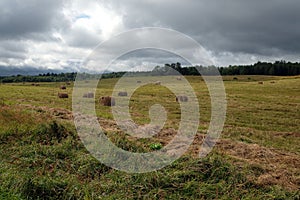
left=0, top=75, right=299, bottom=199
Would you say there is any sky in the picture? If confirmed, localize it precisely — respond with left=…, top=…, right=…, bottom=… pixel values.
left=0, top=0, right=299, bottom=74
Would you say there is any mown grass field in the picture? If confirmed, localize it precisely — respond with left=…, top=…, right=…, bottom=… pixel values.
left=0, top=75, right=299, bottom=199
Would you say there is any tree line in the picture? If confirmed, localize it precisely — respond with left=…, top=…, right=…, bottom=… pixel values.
left=219, top=60, right=300, bottom=76
left=0, top=72, right=128, bottom=83
left=0, top=72, right=77, bottom=83
left=0, top=61, right=299, bottom=83
left=152, top=60, right=300, bottom=76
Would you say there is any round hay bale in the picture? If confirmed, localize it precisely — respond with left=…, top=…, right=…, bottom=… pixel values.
left=100, top=96, right=115, bottom=106
left=60, top=85, right=67, bottom=90
left=176, top=96, right=188, bottom=102
left=118, top=91, right=128, bottom=97
left=87, top=92, right=94, bottom=98
left=58, top=93, right=68, bottom=98
left=258, top=81, right=264, bottom=85
left=176, top=77, right=182, bottom=81
left=154, top=81, right=161, bottom=85
left=83, top=92, right=94, bottom=98
left=137, top=80, right=142, bottom=83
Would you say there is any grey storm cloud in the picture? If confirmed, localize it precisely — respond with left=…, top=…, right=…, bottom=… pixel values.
left=0, top=40, right=28, bottom=61
left=0, top=0, right=65, bottom=40
left=0, top=0, right=299, bottom=74
left=0, top=40, right=27, bottom=53
left=65, top=27, right=102, bottom=48
left=113, top=49, right=190, bottom=66
left=108, top=0, right=300, bottom=56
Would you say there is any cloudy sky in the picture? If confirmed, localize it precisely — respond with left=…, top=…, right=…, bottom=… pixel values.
left=0, top=0, right=299, bottom=74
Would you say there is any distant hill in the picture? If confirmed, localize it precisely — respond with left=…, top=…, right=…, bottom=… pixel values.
left=0, top=66, right=69, bottom=76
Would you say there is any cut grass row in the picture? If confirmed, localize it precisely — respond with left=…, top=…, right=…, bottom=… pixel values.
left=0, top=117, right=298, bottom=199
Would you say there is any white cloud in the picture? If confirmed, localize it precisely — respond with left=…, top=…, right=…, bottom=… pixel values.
left=0, top=0, right=126, bottom=72
left=62, top=0, right=124, bottom=42
left=0, top=0, right=299, bottom=74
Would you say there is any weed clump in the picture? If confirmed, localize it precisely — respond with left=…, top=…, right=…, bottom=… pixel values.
left=22, top=177, right=68, bottom=199
left=32, top=121, right=74, bottom=145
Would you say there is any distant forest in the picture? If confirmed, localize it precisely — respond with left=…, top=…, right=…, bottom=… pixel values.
left=0, top=61, right=299, bottom=83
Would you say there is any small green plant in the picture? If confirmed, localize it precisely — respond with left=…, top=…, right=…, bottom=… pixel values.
left=149, top=143, right=162, bottom=150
